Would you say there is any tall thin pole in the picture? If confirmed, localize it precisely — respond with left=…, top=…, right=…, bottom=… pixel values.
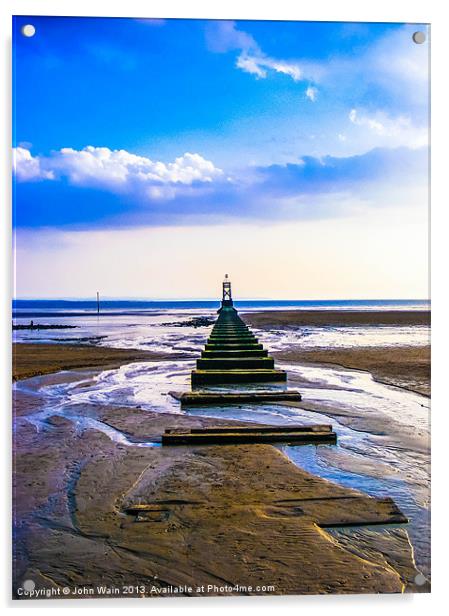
left=96, top=291, right=100, bottom=315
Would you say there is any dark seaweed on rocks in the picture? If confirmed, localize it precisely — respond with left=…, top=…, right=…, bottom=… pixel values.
left=159, top=317, right=214, bottom=328
left=13, top=322, right=77, bottom=331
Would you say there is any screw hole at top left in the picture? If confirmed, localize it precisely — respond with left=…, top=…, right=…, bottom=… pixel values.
left=21, top=24, right=36, bottom=38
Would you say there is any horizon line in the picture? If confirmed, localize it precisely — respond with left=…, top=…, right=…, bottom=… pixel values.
left=12, top=297, right=430, bottom=302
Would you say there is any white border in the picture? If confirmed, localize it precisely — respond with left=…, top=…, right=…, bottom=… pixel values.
left=2, top=1, right=447, bottom=614
left=1, top=0, right=434, bottom=22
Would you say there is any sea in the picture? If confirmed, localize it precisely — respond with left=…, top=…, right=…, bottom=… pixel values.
left=13, top=297, right=429, bottom=315
left=12, top=298, right=430, bottom=350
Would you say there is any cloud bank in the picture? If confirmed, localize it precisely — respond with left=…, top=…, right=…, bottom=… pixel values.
left=13, top=146, right=223, bottom=200
left=13, top=144, right=428, bottom=228
left=13, top=147, right=55, bottom=181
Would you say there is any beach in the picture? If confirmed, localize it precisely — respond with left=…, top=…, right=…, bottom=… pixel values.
left=244, top=310, right=430, bottom=328
left=274, top=346, right=430, bottom=396
left=12, top=306, right=431, bottom=597
left=244, top=310, right=430, bottom=396
left=12, top=343, right=183, bottom=381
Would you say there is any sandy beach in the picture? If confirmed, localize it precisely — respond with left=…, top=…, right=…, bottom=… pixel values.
left=274, top=346, right=430, bottom=396
left=12, top=308, right=431, bottom=597
left=12, top=343, right=185, bottom=381
left=244, top=311, right=430, bottom=396
left=244, top=310, right=430, bottom=328
left=13, top=370, right=422, bottom=597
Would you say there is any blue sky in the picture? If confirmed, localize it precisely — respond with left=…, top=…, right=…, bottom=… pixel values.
left=13, top=19, right=403, bottom=152
left=12, top=16, right=429, bottom=298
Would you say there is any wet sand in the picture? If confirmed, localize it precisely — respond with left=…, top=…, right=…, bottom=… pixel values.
left=14, top=383, right=423, bottom=598
left=12, top=327, right=429, bottom=597
left=275, top=346, right=430, bottom=397
left=243, top=311, right=430, bottom=396
left=244, top=310, right=430, bottom=328
left=13, top=343, right=185, bottom=381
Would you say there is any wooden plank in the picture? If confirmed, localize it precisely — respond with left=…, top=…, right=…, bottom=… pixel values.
left=162, top=430, right=336, bottom=446
left=165, top=424, right=332, bottom=434
left=169, top=390, right=302, bottom=405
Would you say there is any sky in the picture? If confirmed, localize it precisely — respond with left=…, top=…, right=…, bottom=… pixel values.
left=12, top=16, right=429, bottom=299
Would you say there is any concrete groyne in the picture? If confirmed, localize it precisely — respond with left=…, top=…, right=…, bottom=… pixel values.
left=192, top=303, right=286, bottom=386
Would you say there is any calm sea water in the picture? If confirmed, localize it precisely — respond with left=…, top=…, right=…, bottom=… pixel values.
left=12, top=298, right=430, bottom=350
left=13, top=298, right=430, bottom=318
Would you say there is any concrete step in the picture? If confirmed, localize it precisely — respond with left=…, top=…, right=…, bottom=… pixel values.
left=191, top=368, right=287, bottom=384
left=212, top=324, right=248, bottom=329
left=169, top=390, right=302, bottom=405
left=209, top=334, right=257, bottom=340
left=196, top=357, right=275, bottom=370
left=204, top=343, right=264, bottom=350
left=210, top=329, right=253, bottom=334
left=201, top=349, right=268, bottom=358
left=214, top=323, right=246, bottom=328
left=211, top=330, right=250, bottom=336
left=208, top=338, right=258, bottom=344
left=212, top=332, right=249, bottom=336
left=162, top=427, right=336, bottom=446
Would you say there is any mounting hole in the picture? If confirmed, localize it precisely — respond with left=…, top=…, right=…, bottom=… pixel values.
left=21, top=24, right=36, bottom=38
left=412, top=31, right=426, bottom=44
left=414, top=573, right=427, bottom=586
left=22, top=579, right=35, bottom=592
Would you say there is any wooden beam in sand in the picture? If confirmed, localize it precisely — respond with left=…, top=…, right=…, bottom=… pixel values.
left=169, top=390, right=302, bottom=405
left=161, top=425, right=337, bottom=446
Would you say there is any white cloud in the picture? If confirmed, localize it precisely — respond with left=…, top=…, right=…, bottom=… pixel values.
left=237, top=53, right=302, bottom=81
left=13, top=146, right=223, bottom=198
left=53, top=147, right=222, bottom=185
left=348, top=109, right=427, bottom=148
left=349, top=109, right=385, bottom=133
left=207, top=21, right=304, bottom=83
left=305, top=85, right=318, bottom=102
left=13, top=147, right=54, bottom=181
left=236, top=54, right=267, bottom=78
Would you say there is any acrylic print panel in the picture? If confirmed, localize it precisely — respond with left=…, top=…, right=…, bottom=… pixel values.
left=12, top=16, right=430, bottom=599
